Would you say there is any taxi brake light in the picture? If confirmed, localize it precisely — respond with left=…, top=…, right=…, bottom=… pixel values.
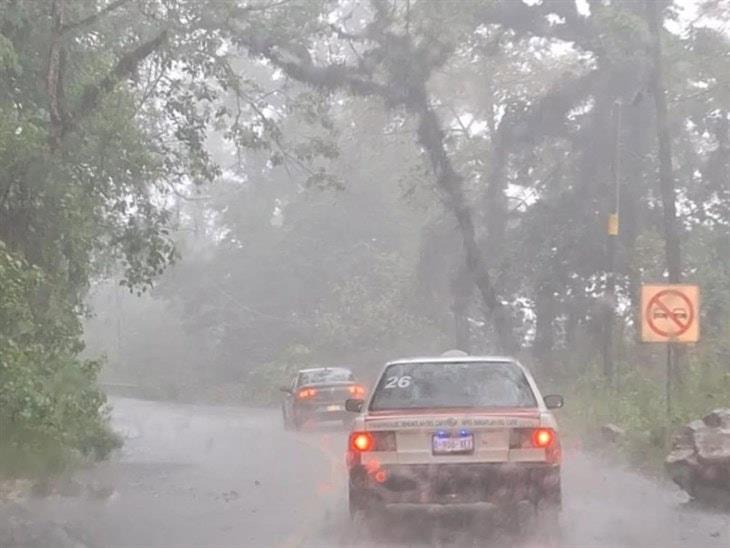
left=350, top=432, right=373, bottom=452
left=532, top=428, right=554, bottom=448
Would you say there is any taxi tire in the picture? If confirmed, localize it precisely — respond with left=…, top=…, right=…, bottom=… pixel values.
left=352, top=508, right=385, bottom=543
left=348, top=488, right=364, bottom=518
left=535, top=504, right=561, bottom=545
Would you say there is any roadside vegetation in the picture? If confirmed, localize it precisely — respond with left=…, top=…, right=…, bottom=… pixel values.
left=2, top=0, right=730, bottom=479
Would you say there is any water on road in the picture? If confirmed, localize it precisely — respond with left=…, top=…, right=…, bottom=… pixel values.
left=11, top=397, right=730, bottom=547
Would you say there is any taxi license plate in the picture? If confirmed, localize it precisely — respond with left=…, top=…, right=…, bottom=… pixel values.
left=432, top=434, right=474, bottom=454
left=326, top=404, right=342, bottom=411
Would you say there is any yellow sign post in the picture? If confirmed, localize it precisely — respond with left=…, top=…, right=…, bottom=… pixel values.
left=607, top=213, right=619, bottom=236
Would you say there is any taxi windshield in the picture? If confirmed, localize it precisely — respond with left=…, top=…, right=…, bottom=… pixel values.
left=298, top=369, right=353, bottom=385
left=369, top=361, right=537, bottom=411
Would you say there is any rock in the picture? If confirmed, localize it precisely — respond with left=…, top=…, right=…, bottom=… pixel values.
left=695, top=429, right=730, bottom=464
left=666, top=408, right=730, bottom=506
left=86, top=482, right=116, bottom=500
left=703, top=408, right=730, bottom=428
left=601, top=423, right=626, bottom=443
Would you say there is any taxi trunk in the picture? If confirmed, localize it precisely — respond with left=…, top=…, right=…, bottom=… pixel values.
left=349, top=410, right=561, bottom=507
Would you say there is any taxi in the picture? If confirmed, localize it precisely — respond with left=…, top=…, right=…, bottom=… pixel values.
left=344, top=353, right=563, bottom=531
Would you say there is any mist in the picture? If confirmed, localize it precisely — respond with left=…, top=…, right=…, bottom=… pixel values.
left=2, top=0, right=730, bottom=547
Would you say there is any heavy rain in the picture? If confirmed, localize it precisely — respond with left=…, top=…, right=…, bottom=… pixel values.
left=1, top=1, right=730, bottom=547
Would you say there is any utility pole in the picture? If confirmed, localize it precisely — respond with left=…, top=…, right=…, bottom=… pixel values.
left=646, top=0, right=682, bottom=402
left=602, top=100, right=622, bottom=386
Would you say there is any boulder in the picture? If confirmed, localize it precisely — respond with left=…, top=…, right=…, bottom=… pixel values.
left=666, top=408, right=730, bottom=506
left=703, top=408, right=730, bottom=428
left=600, top=423, right=626, bottom=443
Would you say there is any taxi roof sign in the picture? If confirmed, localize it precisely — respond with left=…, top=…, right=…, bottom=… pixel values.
left=641, top=284, right=700, bottom=343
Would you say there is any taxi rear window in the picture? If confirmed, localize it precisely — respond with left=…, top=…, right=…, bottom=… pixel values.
left=369, top=361, right=537, bottom=411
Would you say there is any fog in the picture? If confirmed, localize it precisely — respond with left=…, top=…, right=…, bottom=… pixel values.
left=2, top=0, right=730, bottom=546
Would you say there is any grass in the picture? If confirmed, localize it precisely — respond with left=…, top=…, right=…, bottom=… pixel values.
left=561, top=352, right=730, bottom=474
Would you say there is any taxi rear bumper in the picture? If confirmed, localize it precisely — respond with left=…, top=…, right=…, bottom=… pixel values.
left=349, top=462, right=561, bottom=507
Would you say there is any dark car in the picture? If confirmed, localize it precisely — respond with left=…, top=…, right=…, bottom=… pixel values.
left=281, top=367, right=366, bottom=430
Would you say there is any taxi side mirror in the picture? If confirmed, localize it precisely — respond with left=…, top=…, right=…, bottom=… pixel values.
left=345, top=398, right=364, bottom=413
left=544, top=394, right=564, bottom=409
left=279, top=386, right=292, bottom=394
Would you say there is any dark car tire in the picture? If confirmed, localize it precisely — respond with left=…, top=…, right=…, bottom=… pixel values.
left=282, top=406, right=292, bottom=430
left=292, top=412, right=304, bottom=430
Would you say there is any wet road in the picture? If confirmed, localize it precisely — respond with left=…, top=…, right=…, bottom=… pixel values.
left=25, top=397, right=730, bottom=547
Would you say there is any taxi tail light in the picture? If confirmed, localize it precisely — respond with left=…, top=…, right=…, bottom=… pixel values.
left=532, top=428, right=554, bottom=448
left=297, top=387, right=318, bottom=400
left=348, top=384, right=366, bottom=398
left=348, top=431, right=396, bottom=453
left=510, top=427, right=561, bottom=464
left=510, top=428, right=555, bottom=448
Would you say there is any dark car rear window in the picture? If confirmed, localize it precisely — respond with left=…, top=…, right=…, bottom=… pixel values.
left=369, top=361, right=536, bottom=411
left=298, top=369, right=353, bottom=385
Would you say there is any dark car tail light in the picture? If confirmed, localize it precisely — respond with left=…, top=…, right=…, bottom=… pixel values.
left=348, top=384, right=366, bottom=398
left=297, top=387, right=318, bottom=400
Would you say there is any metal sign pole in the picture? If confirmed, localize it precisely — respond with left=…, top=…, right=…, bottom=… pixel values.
left=666, top=343, right=672, bottom=419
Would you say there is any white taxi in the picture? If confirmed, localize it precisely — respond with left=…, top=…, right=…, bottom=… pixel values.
left=344, top=354, right=563, bottom=530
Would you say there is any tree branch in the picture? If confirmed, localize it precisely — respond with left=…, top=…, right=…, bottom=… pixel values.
left=230, top=0, right=294, bottom=16
left=478, top=0, right=596, bottom=54
left=62, top=0, right=132, bottom=34
left=65, top=31, right=168, bottom=137
left=245, top=39, right=391, bottom=100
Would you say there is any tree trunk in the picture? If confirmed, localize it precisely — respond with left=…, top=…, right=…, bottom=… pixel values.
left=415, top=105, right=518, bottom=353
left=483, top=94, right=509, bottom=262
left=533, top=281, right=556, bottom=373
left=249, top=33, right=518, bottom=352
left=622, top=99, right=652, bottom=335
left=47, top=0, right=66, bottom=151
left=646, top=0, right=682, bottom=283
left=450, top=262, right=473, bottom=352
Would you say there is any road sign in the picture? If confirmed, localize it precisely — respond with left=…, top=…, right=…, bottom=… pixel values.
left=641, top=284, right=699, bottom=343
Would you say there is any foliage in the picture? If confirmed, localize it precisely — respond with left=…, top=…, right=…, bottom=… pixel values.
left=2, top=0, right=729, bottom=474
left=0, top=243, right=120, bottom=477
left=0, top=0, right=336, bottom=475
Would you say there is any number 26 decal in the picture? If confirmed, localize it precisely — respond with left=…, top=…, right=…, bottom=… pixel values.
left=384, top=375, right=412, bottom=388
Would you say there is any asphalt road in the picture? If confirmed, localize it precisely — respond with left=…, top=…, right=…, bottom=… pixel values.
left=18, top=397, right=730, bottom=547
